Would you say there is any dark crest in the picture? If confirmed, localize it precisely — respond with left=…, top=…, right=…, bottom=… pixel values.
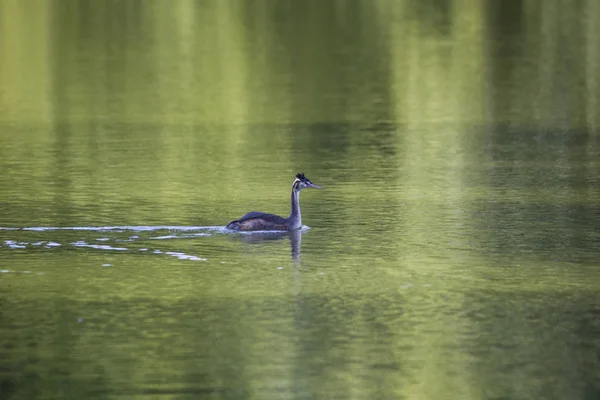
left=296, top=172, right=306, bottom=180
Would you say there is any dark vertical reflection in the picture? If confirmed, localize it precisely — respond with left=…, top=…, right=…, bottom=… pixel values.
left=413, top=0, right=452, bottom=35
left=488, top=0, right=524, bottom=37
left=49, top=0, right=149, bottom=121
left=241, top=0, right=395, bottom=124
left=486, top=0, right=525, bottom=120
left=487, top=1, right=595, bottom=127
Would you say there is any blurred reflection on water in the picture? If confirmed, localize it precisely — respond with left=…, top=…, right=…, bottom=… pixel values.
left=1, top=1, right=599, bottom=399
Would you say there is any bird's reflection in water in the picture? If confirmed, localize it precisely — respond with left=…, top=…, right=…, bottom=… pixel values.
left=233, top=229, right=303, bottom=261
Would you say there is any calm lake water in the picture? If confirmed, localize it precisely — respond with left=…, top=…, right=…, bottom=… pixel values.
left=1, top=1, right=600, bottom=399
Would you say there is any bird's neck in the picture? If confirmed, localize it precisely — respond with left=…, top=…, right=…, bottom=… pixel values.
left=288, top=190, right=301, bottom=229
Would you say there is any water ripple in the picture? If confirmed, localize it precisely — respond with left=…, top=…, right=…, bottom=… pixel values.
left=0, top=225, right=225, bottom=232
left=0, top=226, right=213, bottom=262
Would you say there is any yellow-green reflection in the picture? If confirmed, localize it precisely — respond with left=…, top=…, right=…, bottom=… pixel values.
left=1, top=1, right=599, bottom=399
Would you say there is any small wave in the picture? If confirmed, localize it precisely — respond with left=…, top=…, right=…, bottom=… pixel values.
left=4, top=240, right=27, bottom=249
left=1, top=225, right=307, bottom=234
left=0, top=226, right=225, bottom=232
left=1, top=232, right=209, bottom=262
left=71, top=241, right=128, bottom=251
left=151, top=233, right=212, bottom=240
left=165, top=251, right=207, bottom=261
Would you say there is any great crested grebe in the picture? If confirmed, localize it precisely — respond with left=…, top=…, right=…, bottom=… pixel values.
left=226, top=173, right=322, bottom=231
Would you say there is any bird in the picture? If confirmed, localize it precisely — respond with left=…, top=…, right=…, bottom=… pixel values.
left=226, top=173, right=322, bottom=231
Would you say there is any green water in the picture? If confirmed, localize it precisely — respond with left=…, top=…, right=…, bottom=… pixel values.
left=1, top=1, right=600, bottom=399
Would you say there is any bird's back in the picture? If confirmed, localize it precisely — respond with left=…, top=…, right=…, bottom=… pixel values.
left=226, top=211, right=288, bottom=231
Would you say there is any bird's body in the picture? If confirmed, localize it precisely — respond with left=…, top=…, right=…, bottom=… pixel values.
left=226, top=173, right=321, bottom=231
left=226, top=212, right=288, bottom=231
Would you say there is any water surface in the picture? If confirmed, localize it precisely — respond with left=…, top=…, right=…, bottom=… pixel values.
left=1, top=1, right=600, bottom=400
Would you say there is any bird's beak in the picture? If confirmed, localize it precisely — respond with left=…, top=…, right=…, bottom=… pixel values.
left=309, top=182, right=322, bottom=189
